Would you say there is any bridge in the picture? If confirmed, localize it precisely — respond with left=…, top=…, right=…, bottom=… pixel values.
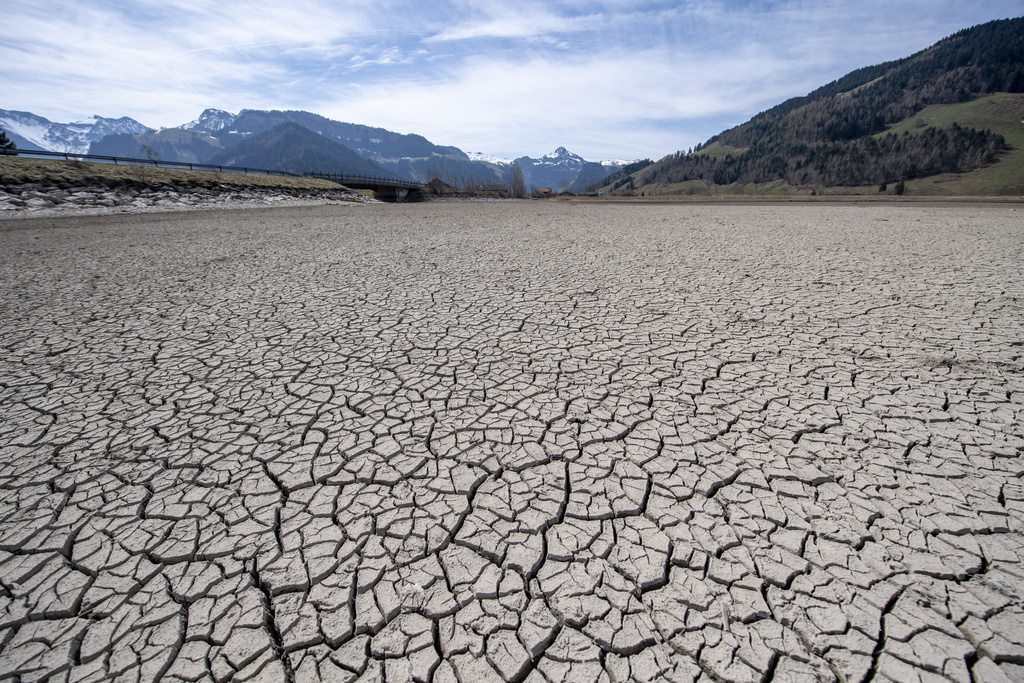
left=303, top=171, right=424, bottom=202
left=1, top=148, right=425, bottom=202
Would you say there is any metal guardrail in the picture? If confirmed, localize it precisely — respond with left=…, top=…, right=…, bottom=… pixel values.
left=1, top=147, right=301, bottom=177
left=0, top=147, right=423, bottom=190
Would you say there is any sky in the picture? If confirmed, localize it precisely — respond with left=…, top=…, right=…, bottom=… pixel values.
left=3, top=1, right=1021, bottom=161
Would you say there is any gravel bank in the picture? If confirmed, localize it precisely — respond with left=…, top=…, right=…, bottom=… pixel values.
left=0, top=179, right=374, bottom=218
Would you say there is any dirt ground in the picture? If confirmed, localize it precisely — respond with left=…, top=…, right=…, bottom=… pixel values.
left=1, top=201, right=1022, bottom=682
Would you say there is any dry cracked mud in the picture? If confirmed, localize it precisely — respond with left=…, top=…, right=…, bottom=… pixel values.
left=0, top=201, right=1022, bottom=682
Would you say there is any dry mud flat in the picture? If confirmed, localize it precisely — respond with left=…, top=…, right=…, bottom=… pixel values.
left=0, top=202, right=1022, bottom=683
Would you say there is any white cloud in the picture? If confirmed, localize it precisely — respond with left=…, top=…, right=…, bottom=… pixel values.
left=425, top=4, right=599, bottom=42
left=322, top=45, right=819, bottom=159
left=348, top=47, right=425, bottom=70
left=1, top=0, right=376, bottom=125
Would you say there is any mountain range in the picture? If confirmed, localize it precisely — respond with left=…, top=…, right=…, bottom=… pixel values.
left=0, top=107, right=624, bottom=190
left=205, top=122, right=391, bottom=178
left=0, top=110, right=152, bottom=154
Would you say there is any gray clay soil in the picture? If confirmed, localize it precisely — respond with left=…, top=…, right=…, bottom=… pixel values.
left=0, top=202, right=1022, bottom=682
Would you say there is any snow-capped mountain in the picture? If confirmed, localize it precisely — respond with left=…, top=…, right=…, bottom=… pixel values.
left=512, top=147, right=623, bottom=192
left=539, top=146, right=586, bottom=166
left=0, top=109, right=152, bottom=153
left=181, top=108, right=237, bottom=134
left=0, top=105, right=631, bottom=191
left=512, top=147, right=584, bottom=189
left=467, top=152, right=513, bottom=166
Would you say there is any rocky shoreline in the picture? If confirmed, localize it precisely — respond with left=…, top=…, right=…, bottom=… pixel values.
left=0, top=179, right=375, bottom=218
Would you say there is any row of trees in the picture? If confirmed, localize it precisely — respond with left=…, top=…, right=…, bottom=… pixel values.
left=424, top=160, right=529, bottom=197
left=641, top=125, right=1007, bottom=188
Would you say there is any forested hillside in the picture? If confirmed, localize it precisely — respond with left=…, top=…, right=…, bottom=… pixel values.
left=635, top=17, right=1023, bottom=192
left=591, top=159, right=653, bottom=192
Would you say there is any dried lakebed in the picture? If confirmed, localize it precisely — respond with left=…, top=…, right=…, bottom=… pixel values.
left=0, top=202, right=1022, bottom=683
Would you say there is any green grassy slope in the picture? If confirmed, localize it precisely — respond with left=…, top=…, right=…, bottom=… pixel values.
left=871, top=93, right=1024, bottom=195
left=622, top=94, right=1024, bottom=197
left=691, top=143, right=748, bottom=159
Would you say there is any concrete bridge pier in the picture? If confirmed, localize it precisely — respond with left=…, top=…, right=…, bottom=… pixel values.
left=371, top=187, right=411, bottom=203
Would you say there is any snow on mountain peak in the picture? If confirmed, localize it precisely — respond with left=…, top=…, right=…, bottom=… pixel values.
left=182, top=109, right=237, bottom=133
left=86, top=116, right=152, bottom=138
left=543, top=146, right=580, bottom=161
left=467, top=151, right=513, bottom=165
left=0, top=109, right=151, bottom=153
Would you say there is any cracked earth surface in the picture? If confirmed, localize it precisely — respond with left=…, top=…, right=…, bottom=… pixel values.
left=1, top=202, right=1023, bottom=683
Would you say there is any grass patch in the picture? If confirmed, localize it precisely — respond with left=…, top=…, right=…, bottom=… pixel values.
left=0, top=155, right=348, bottom=191
left=876, top=93, right=1024, bottom=140
left=691, top=143, right=747, bottom=159
left=840, top=76, right=885, bottom=97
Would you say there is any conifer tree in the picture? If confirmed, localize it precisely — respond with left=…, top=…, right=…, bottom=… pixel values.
left=0, top=128, right=15, bottom=152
